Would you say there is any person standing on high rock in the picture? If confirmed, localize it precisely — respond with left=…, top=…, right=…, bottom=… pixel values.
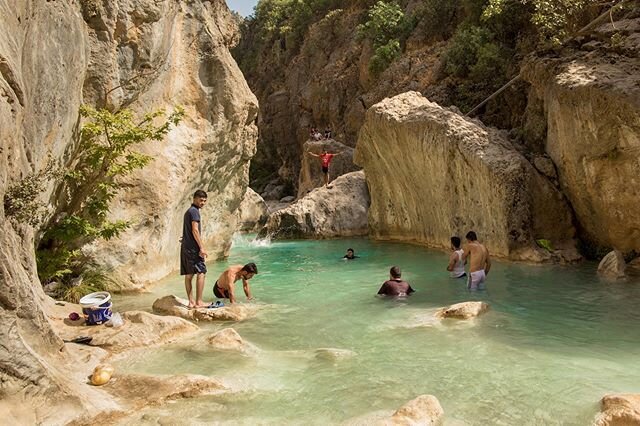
left=180, top=189, right=208, bottom=308
left=462, top=231, right=491, bottom=291
left=307, top=148, right=342, bottom=188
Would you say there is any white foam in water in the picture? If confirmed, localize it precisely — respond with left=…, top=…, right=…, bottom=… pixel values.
left=231, top=232, right=271, bottom=248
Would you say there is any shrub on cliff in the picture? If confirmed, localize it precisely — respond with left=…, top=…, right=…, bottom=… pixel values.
left=358, top=0, right=412, bottom=76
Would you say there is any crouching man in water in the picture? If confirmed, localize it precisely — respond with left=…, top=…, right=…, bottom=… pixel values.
left=377, top=266, right=415, bottom=297
left=213, top=263, right=258, bottom=303
left=462, top=231, right=491, bottom=290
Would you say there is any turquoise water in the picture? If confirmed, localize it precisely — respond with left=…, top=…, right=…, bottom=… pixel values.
left=114, top=236, right=640, bottom=425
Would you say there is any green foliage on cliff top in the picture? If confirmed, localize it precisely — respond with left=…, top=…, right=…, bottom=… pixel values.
left=358, top=1, right=412, bottom=76
left=37, top=105, right=184, bottom=301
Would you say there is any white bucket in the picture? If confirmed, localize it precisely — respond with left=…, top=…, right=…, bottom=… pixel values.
left=79, top=291, right=112, bottom=308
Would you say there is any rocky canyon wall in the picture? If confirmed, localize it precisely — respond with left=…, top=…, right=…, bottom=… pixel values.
left=0, top=0, right=256, bottom=421
left=522, top=14, right=640, bottom=253
left=355, top=92, right=576, bottom=261
left=237, top=3, right=454, bottom=192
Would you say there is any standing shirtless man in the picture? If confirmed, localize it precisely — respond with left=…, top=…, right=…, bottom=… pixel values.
left=462, top=231, right=491, bottom=290
left=213, top=263, right=258, bottom=304
left=307, top=148, right=342, bottom=187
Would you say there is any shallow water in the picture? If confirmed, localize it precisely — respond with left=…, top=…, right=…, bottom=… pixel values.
left=114, top=235, right=640, bottom=425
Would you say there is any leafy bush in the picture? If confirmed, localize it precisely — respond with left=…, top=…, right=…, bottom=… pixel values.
left=414, top=0, right=461, bottom=40
left=357, top=1, right=411, bottom=75
left=37, top=105, right=184, bottom=301
left=3, top=158, right=61, bottom=227
left=482, top=0, right=600, bottom=45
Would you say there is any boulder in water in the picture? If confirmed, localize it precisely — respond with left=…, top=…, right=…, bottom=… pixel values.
left=435, top=301, right=490, bottom=320
left=152, top=295, right=259, bottom=322
left=391, top=395, right=444, bottom=425
left=594, top=394, right=640, bottom=426
left=598, top=251, right=627, bottom=279
left=207, top=328, right=256, bottom=354
left=238, top=188, right=268, bottom=232
left=259, top=171, right=369, bottom=239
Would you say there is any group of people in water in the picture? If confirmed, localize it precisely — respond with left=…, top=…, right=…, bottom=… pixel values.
left=180, top=190, right=492, bottom=308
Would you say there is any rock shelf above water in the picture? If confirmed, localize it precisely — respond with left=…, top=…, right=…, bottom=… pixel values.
left=55, top=310, right=199, bottom=353
left=152, top=295, right=261, bottom=322
left=435, top=302, right=490, bottom=320
left=69, top=374, right=226, bottom=425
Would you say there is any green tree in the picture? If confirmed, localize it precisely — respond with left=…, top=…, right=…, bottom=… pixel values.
left=37, top=105, right=184, bottom=301
left=482, top=0, right=600, bottom=45
left=357, top=1, right=411, bottom=76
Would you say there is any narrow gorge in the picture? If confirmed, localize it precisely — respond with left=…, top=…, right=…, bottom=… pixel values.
left=1, top=0, right=639, bottom=424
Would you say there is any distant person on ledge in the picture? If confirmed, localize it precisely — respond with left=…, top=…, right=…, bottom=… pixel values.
left=462, top=231, right=491, bottom=291
left=343, top=248, right=359, bottom=260
left=307, top=148, right=342, bottom=188
left=377, top=266, right=415, bottom=297
left=447, top=236, right=466, bottom=279
left=213, top=263, right=259, bottom=304
left=180, top=189, right=208, bottom=308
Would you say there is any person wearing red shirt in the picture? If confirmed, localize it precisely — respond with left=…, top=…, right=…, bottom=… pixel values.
left=307, top=148, right=342, bottom=187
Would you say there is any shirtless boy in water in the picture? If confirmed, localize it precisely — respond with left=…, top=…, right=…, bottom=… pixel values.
left=213, top=263, right=258, bottom=303
left=462, top=231, right=491, bottom=290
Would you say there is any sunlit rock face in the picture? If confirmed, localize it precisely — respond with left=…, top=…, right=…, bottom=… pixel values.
left=0, top=0, right=256, bottom=422
left=522, top=16, right=640, bottom=253
left=80, top=0, right=258, bottom=288
left=355, top=91, right=576, bottom=261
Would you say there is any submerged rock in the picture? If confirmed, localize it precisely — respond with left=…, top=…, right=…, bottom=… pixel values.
left=594, top=394, right=640, bottom=426
left=598, top=251, right=627, bottom=279
left=391, top=395, right=444, bottom=425
left=298, top=139, right=361, bottom=198
left=355, top=91, right=576, bottom=262
left=259, top=171, right=369, bottom=239
left=343, top=395, right=444, bottom=426
left=70, top=374, right=226, bottom=425
left=152, top=295, right=259, bottom=322
left=314, top=348, right=357, bottom=361
left=207, top=328, right=256, bottom=354
left=435, top=302, right=490, bottom=320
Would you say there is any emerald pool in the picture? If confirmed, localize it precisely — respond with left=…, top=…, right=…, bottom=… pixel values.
left=114, top=235, right=640, bottom=425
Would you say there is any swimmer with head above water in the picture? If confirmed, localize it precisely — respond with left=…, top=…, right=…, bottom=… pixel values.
left=377, top=266, right=415, bottom=297
left=343, top=248, right=359, bottom=260
left=447, top=236, right=466, bottom=279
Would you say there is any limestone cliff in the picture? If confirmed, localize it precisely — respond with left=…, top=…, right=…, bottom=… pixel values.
left=0, top=0, right=256, bottom=421
left=522, top=14, right=640, bottom=253
left=355, top=92, right=576, bottom=261
left=79, top=0, right=258, bottom=288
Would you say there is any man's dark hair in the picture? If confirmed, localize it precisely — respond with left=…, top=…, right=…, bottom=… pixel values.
left=242, top=263, right=258, bottom=274
left=193, top=189, right=208, bottom=199
left=347, top=248, right=354, bottom=253
left=390, top=266, right=401, bottom=278
left=451, top=236, right=461, bottom=249
left=466, top=231, right=477, bottom=241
